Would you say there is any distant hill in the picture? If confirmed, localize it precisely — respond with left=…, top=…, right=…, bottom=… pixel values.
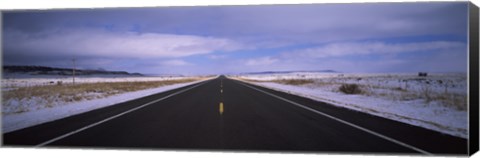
left=3, top=65, right=143, bottom=77
left=241, top=70, right=337, bottom=75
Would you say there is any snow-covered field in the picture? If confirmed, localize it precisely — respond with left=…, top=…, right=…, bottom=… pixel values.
left=231, top=72, right=468, bottom=138
left=2, top=75, right=213, bottom=133
left=2, top=75, right=193, bottom=88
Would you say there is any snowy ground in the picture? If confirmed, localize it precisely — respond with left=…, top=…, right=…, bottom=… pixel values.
left=2, top=76, right=212, bottom=133
left=2, top=75, right=195, bottom=88
left=231, top=72, right=468, bottom=138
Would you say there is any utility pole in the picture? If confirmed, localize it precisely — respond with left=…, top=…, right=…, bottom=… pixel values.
left=72, top=58, right=76, bottom=85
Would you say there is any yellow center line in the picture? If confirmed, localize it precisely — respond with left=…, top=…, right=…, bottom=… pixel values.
left=219, top=102, right=224, bottom=115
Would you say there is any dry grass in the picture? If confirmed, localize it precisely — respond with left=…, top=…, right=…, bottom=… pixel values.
left=432, top=92, right=467, bottom=111
left=2, top=78, right=199, bottom=114
left=238, top=78, right=315, bottom=86
left=339, top=83, right=363, bottom=94
left=234, top=77, right=266, bottom=82
left=271, top=79, right=315, bottom=85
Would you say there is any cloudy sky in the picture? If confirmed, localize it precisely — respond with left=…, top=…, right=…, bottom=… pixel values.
left=2, top=2, right=468, bottom=75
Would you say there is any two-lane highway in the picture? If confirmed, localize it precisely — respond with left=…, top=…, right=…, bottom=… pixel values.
left=3, top=76, right=467, bottom=155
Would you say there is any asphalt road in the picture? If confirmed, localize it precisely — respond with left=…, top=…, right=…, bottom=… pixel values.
left=3, top=76, right=467, bottom=155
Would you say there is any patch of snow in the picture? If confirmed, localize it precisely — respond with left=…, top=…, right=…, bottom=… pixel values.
left=2, top=79, right=209, bottom=133
left=2, top=76, right=196, bottom=88
left=231, top=72, right=467, bottom=139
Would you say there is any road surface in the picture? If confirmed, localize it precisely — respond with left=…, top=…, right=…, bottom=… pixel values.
left=3, top=76, right=467, bottom=155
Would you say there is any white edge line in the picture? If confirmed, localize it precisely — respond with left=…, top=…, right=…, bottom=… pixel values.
left=35, top=79, right=211, bottom=147
left=236, top=80, right=433, bottom=155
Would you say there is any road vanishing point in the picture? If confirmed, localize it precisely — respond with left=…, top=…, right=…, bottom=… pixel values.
left=3, top=76, right=467, bottom=155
